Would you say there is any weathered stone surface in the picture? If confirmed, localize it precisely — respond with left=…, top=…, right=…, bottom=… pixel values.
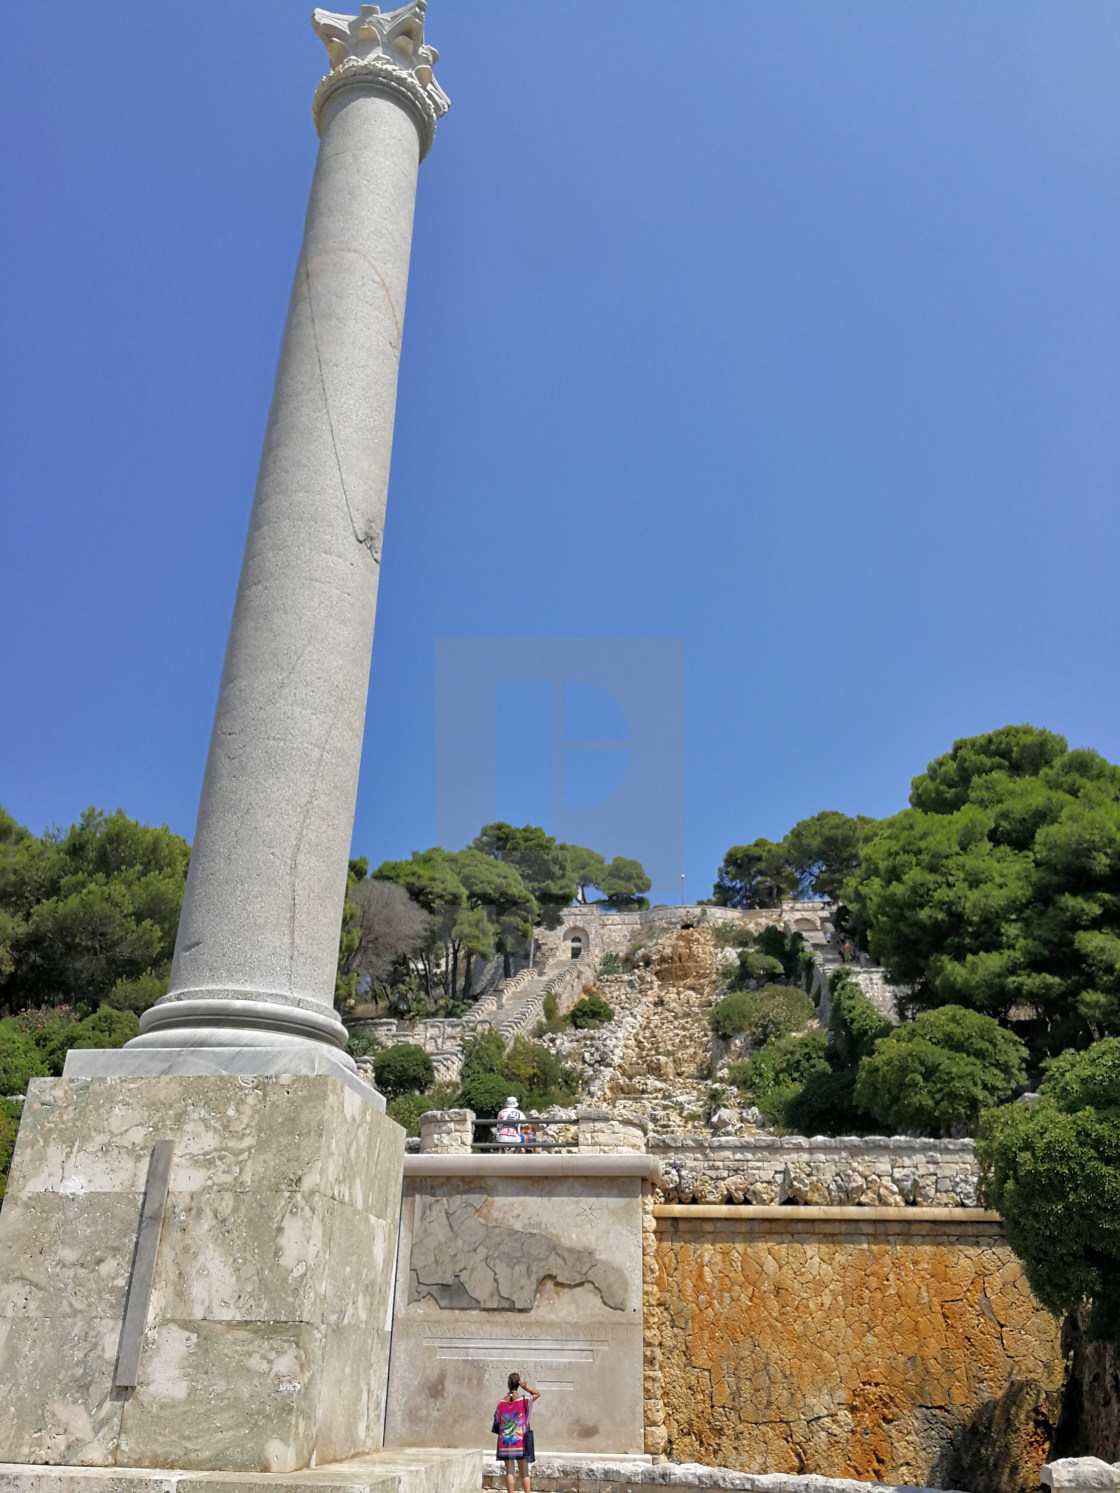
left=1043, top=1459, right=1120, bottom=1491
left=0, top=1445, right=482, bottom=1493
left=418, top=1111, right=474, bottom=1155
left=479, top=1454, right=966, bottom=1493
left=646, top=1210, right=1063, bottom=1488
left=0, top=1076, right=403, bottom=1472
left=409, top=1190, right=628, bottom=1312
left=386, top=1172, right=645, bottom=1455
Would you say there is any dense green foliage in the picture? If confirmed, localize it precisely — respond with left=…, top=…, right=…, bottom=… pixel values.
left=846, top=726, right=1120, bottom=1053
left=457, top=1028, right=578, bottom=1112
left=0, top=805, right=189, bottom=1016
left=0, top=1098, right=21, bottom=1199
left=855, top=1006, right=1026, bottom=1136
left=828, top=971, right=893, bottom=1065
left=0, top=1020, right=48, bottom=1095
left=385, top=1084, right=460, bottom=1138
left=710, top=985, right=814, bottom=1044
left=728, top=1030, right=833, bottom=1126
left=0, top=1001, right=138, bottom=1195
left=979, top=1039, right=1120, bottom=1327
left=568, top=993, right=614, bottom=1029
left=372, top=1042, right=435, bottom=1098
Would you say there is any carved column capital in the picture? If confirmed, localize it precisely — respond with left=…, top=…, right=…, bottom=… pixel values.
left=311, top=2, right=449, bottom=155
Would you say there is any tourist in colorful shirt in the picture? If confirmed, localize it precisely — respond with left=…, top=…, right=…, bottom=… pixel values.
left=496, top=1096, right=526, bottom=1147
left=493, top=1372, right=539, bottom=1493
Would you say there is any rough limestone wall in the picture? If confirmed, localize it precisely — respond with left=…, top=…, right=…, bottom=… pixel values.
left=649, top=1211, right=1063, bottom=1492
left=653, top=1136, right=979, bottom=1207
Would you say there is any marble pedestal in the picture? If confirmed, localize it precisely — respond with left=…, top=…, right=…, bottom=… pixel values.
left=0, top=1076, right=403, bottom=1473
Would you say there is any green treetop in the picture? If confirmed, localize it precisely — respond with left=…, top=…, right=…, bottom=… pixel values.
left=0, top=805, right=189, bottom=1016
left=844, top=725, right=1120, bottom=1050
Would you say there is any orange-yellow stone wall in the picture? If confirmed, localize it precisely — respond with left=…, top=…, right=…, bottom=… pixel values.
left=647, top=1210, right=1063, bottom=1487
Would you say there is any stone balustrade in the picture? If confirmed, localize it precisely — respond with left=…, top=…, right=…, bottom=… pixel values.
left=415, top=1110, right=979, bottom=1209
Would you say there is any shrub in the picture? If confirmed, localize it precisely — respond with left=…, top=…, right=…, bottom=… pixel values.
left=347, top=1029, right=380, bottom=1060
left=710, top=991, right=754, bottom=1040
left=460, top=1069, right=515, bottom=1115
left=456, top=1028, right=578, bottom=1112
left=783, top=1067, right=868, bottom=1137
left=710, top=985, right=813, bottom=1044
left=757, top=924, right=809, bottom=981
left=855, top=1005, right=1026, bottom=1136
left=0, top=1020, right=49, bottom=1096
left=599, top=953, right=622, bottom=976
left=106, top=970, right=166, bottom=1015
left=744, top=985, right=815, bottom=1045
left=461, top=1028, right=505, bottom=1084
left=732, top=950, right=785, bottom=987
left=386, top=1091, right=430, bottom=1136
left=373, top=1042, right=434, bottom=1098
left=503, top=1035, right=579, bottom=1107
left=535, top=991, right=565, bottom=1036
left=978, top=1038, right=1120, bottom=1327
left=713, top=924, right=755, bottom=948
left=727, top=1030, right=832, bottom=1127
left=14, top=1005, right=79, bottom=1076
left=569, top=994, right=614, bottom=1029
left=828, top=972, right=892, bottom=1065
left=68, top=1005, right=139, bottom=1051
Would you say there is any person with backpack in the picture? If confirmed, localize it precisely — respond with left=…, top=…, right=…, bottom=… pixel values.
left=496, top=1096, right=526, bottom=1148
left=493, top=1372, right=539, bottom=1493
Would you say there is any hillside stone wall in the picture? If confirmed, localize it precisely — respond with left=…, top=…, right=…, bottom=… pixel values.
left=651, top=1135, right=979, bottom=1208
left=647, top=1206, right=1063, bottom=1491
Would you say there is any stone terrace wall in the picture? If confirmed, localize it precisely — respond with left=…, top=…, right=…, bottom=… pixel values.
left=647, top=1207, right=1063, bottom=1491
left=651, top=1135, right=980, bottom=1208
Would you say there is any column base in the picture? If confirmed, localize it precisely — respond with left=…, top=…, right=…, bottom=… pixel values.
left=63, top=1046, right=384, bottom=1111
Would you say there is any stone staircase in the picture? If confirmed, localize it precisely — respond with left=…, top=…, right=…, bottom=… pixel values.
left=603, top=927, right=725, bottom=1131
left=468, top=951, right=598, bottom=1040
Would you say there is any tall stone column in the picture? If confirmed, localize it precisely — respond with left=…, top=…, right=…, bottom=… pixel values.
left=0, top=9, right=454, bottom=1478
left=69, top=3, right=448, bottom=1097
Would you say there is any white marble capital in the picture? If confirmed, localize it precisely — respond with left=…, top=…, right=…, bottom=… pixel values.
left=311, top=2, right=449, bottom=154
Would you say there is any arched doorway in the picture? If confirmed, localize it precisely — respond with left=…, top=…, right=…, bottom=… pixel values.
left=564, top=926, right=589, bottom=960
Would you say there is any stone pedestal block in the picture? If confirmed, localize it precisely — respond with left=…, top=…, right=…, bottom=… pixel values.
left=0, top=1076, right=403, bottom=1474
left=418, top=1111, right=474, bottom=1154
left=577, top=1111, right=648, bottom=1154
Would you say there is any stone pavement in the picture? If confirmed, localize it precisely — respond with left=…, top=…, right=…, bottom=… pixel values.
left=0, top=1447, right=480, bottom=1493
left=480, top=1458, right=965, bottom=1493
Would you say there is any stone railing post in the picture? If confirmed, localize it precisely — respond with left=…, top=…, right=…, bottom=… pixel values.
left=578, top=1108, right=649, bottom=1153
left=68, top=4, right=448, bottom=1096
left=419, top=1108, right=475, bottom=1153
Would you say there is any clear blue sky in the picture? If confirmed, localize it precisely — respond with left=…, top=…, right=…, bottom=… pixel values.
left=2, top=2, right=1118, bottom=906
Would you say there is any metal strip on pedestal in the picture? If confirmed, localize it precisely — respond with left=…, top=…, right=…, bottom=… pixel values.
left=114, top=1140, right=175, bottom=1390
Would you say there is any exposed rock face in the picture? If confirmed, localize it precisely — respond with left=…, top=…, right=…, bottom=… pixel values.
left=647, top=1209, right=1064, bottom=1490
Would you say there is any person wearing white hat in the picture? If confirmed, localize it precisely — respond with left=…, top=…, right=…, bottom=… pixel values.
left=496, top=1095, right=526, bottom=1147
